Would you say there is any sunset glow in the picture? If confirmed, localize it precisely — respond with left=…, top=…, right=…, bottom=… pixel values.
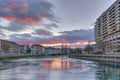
left=43, top=58, right=72, bottom=70
left=43, top=58, right=87, bottom=70
left=50, top=58, right=62, bottom=70
left=16, top=39, right=93, bottom=48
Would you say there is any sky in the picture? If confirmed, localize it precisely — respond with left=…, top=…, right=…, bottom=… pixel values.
left=0, top=0, right=116, bottom=47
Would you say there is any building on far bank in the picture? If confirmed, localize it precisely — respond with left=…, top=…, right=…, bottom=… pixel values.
left=45, top=47, right=62, bottom=55
left=19, top=45, right=25, bottom=54
left=0, top=39, right=20, bottom=54
left=32, top=44, right=45, bottom=54
left=0, top=39, right=47, bottom=55
left=94, top=0, right=120, bottom=54
left=10, top=42, right=20, bottom=54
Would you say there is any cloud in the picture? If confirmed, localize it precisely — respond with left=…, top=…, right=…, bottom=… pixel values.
left=10, top=33, right=31, bottom=38
left=43, top=23, right=59, bottom=30
left=0, top=22, right=28, bottom=32
left=9, top=33, right=32, bottom=41
left=9, top=29, right=94, bottom=43
left=59, top=29, right=95, bottom=41
left=0, top=31, right=6, bottom=39
left=33, top=29, right=53, bottom=37
left=0, top=0, right=56, bottom=25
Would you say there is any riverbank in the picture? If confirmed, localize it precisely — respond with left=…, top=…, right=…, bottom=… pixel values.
left=0, top=54, right=45, bottom=60
left=0, top=53, right=68, bottom=60
left=69, top=54, right=120, bottom=63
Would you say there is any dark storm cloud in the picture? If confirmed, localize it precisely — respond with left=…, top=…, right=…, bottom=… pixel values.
left=33, top=29, right=53, bottom=36
left=9, top=29, right=94, bottom=43
left=9, top=33, right=32, bottom=42
left=0, top=22, right=28, bottom=32
left=9, top=36, right=30, bottom=42
left=43, top=23, right=59, bottom=30
left=0, top=0, right=56, bottom=25
left=10, top=33, right=31, bottom=38
left=9, top=35, right=48, bottom=42
left=59, top=29, right=95, bottom=41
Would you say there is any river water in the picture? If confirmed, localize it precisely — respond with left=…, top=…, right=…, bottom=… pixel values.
left=0, top=57, right=120, bottom=80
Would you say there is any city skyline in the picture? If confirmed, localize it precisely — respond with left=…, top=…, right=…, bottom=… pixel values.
left=0, top=0, right=116, bottom=47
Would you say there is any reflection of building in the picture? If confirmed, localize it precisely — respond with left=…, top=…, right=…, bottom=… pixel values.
left=0, top=39, right=20, bottom=53
left=95, top=64, right=120, bottom=80
left=94, top=0, right=120, bottom=54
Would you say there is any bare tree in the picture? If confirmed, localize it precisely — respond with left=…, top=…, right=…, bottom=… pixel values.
left=84, top=45, right=93, bottom=54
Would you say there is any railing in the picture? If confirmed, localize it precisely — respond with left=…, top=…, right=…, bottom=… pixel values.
left=69, top=54, right=120, bottom=63
left=0, top=53, right=37, bottom=57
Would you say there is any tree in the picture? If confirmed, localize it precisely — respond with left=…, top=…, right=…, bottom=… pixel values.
left=26, top=46, right=31, bottom=54
left=74, top=48, right=82, bottom=54
left=84, top=45, right=93, bottom=54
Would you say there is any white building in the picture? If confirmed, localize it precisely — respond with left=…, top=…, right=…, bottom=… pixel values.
left=32, top=44, right=45, bottom=54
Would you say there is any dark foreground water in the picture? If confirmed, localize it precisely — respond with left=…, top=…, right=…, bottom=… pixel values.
left=0, top=57, right=120, bottom=80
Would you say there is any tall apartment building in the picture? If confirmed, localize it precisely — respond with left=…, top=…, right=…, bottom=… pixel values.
left=94, top=0, right=120, bottom=54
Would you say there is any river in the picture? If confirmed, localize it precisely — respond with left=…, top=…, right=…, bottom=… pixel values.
left=0, top=57, right=120, bottom=80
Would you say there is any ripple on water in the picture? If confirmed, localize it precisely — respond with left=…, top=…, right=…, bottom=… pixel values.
left=0, top=57, right=105, bottom=80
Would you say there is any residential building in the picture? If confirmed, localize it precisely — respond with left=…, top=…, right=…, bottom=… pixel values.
left=32, top=44, right=45, bottom=54
left=10, top=42, right=20, bottom=53
left=0, top=39, right=20, bottom=54
left=94, top=0, right=120, bottom=54
left=19, top=45, right=27, bottom=54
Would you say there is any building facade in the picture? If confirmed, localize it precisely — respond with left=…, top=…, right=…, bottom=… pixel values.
left=0, top=39, right=20, bottom=54
left=32, top=44, right=45, bottom=54
left=94, top=0, right=120, bottom=54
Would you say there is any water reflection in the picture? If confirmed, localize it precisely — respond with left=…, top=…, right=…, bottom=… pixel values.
left=95, top=62, right=120, bottom=80
left=0, top=57, right=119, bottom=80
left=43, top=58, right=86, bottom=70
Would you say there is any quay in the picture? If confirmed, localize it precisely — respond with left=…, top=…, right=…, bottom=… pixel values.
left=69, top=54, right=120, bottom=63
left=0, top=53, right=45, bottom=59
left=0, top=53, right=68, bottom=59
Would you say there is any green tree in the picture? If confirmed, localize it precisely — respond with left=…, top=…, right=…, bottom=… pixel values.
left=26, top=46, right=31, bottom=54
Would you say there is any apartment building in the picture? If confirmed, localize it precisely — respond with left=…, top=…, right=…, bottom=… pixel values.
left=94, top=0, right=120, bottom=54
left=32, top=44, right=45, bottom=54
left=0, top=39, right=20, bottom=53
